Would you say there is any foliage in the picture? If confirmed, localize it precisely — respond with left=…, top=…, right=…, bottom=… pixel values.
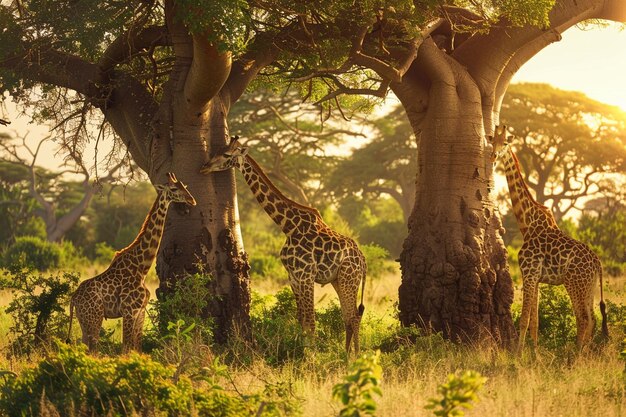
left=0, top=343, right=257, bottom=417
left=0, top=171, right=44, bottom=245
left=576, top=206, right=626, bottom=276
left=332, top=350, right=383, bottom=417
left=249, top=288, right=306, bottom=365
left=328, top=106, right=416, bottom=225
left=93, top=241, right=116, bottom=265
left=536, top=285, right=577, bottom=349
left=360, top=243, right=394, bottom=280
left=250, top=254, right=288, bottom=281
left=150, top=272, right=215, bottom=347
left=425, top=370, right=487, bottom=417
left=501, top=83, right=626, bottom=220
left=3, top=236, right=62, bottom=271
left=0, top=267, right=79, bottom=355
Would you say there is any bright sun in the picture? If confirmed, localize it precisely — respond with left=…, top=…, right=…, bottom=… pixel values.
left=513, top=24, right=626, bottom=112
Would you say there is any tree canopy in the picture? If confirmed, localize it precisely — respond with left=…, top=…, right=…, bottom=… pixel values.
left=501, top=83, right=626, bottom=220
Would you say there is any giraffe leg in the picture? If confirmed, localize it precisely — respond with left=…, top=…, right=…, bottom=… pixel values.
left=518, top=278, right=539, bottom=352
left=332, top=266, right=362, bottom=355
left=122, top=309, right=146, bottom=353
left=565, top=281, right=593, bottom=348
left=288, top=273, right=316, bottom=338
left=77, top=306, right=104, bottom=353
left=529, top=286, right=540, bottom=348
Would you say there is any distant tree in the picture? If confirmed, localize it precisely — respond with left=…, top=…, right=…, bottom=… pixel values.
left=329, top=106, right=416, bottom=223
left=501, top=83, right=626, bottom=221
left=230, top=88, right=364, bottom=206
left=0, top=132, right=122, bottom=242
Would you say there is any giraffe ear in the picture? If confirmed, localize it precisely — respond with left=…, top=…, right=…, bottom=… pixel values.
left=240, top=146, right=249, bottom=156
left=167, top=172, right=178, bottom=183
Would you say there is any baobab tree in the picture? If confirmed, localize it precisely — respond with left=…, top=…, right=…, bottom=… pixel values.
left=1, top=0, right=624, bottom=344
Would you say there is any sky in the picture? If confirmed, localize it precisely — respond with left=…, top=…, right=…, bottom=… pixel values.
left=1, top=23, right=625, bottom=171
left=511, top=24, right=626, bottom=110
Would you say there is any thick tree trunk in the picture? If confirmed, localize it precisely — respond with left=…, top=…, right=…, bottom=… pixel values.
left=155, top=96, right=251, bottom=343
left=397, top=79, right=516, bottom=345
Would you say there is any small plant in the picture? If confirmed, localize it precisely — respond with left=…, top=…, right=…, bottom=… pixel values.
left=249, top=288, right=305, bottom=365
left=537, top=285, right=577, bottom=348
left=332, top=350, right=383, bottom=417
left=0, top=266, right=79, bottom=355
left=425, top=370, right=486, bottom=417
left=149, top=271, right=215, bottom=346
left=360, top=243, right=393, bottom=280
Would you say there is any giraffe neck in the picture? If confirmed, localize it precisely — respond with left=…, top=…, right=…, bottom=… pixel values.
left=501, top=148, right=557, bottom=238
left=112, top=192, right=170, bottom=276
left=236, top=155, right=320, bottom=235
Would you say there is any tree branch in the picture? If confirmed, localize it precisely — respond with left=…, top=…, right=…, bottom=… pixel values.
left=99, top=25, right=169, bottom=73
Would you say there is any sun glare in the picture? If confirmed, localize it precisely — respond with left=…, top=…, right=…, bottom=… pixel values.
left=513, top=24, right=626, bottom=112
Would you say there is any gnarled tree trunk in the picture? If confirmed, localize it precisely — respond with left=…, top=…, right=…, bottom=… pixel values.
left=396, top=69, right=514, bottom=344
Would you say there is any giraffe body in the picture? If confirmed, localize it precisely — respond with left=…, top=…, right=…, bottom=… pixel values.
left=492, top=127, right=607, bottom=349
left=67, top=173, right=196, bottom=353
left=201, top=139, right=366, bottom=353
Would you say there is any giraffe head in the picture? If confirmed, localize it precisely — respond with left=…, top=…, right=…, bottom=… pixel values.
left=155, top=172, right=197, bottom=206
left=489, top=124, right=512, bottom=163
left=200, top=136, right=248, bottom=174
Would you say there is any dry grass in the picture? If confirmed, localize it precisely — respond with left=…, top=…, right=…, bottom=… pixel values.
left=1, top=265, right=625, bottom=417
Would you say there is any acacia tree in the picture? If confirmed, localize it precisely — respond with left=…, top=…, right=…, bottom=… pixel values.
left=0, top=132, right=122, bottom=242
left=501, top=83, right=626, bottom=221
left=328, top=106, right=416, bottom=223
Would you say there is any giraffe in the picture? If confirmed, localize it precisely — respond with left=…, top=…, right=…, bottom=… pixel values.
left=200, top=137, right=367, bottom=353
left=67, top=172, right=196, bottom=353
left=491, top=126, right=608, bottom=349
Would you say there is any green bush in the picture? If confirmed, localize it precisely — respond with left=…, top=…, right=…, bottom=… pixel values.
left=3, top=236, right=62, bottom=271
left=536, top=285, right=577, bottom=349
left=0, top=267, right=79, bottom=355
left=94, top=241, right=117, bottom=264
left=250, top=254, right=287, bottom=280
left=0, top=343, right=257, bottom=417
left=425, top=370, right=486, bottom=417
left=332, top=350, right=383, bottom=417
left=250, top=288, right=305, bottom=365
left=149, top=272, right=215, bottom=348
left=361, top=243, right=394, bottom=280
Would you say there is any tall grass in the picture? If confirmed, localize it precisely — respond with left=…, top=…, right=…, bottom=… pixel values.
left=0, top=263, right=625, bottom=416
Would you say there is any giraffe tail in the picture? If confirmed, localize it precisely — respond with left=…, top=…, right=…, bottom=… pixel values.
left=358, top=271, right=366, bottom=317
left=66, top=297, right=74, bottom=344
left=599, top=268, right=609, bottom=339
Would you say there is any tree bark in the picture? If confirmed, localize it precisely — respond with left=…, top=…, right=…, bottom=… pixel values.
left=154, top=95, right=251, bottom=343
left=394, top=41, right=516, bottom=345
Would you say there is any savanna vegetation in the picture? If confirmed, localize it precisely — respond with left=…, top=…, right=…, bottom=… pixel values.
left=1, top=0, right=626, bottom=415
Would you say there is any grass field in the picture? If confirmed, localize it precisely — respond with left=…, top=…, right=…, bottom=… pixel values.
left=0, top=264, right=625, bottom=416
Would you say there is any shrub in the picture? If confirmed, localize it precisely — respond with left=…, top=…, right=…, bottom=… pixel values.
left=537, top=285, right=577, bottom=349
left=360, top=243, right=394, bottom=280
left=0, top=343, right=257, bottom=417
left=94, top=241, right=116, bottom=264
left=0, top=267, right=79, bottom=355
left=249, top=288, right=306, bottom=365
left=149, top=272, right=215, bottom=348
left=250, top=254, right=287, bottom=280
left=425, top=370, right=486, bottom=417
left=3, top=236, right=62, bottom=271
left=332, top=350, right=383, bottom=417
